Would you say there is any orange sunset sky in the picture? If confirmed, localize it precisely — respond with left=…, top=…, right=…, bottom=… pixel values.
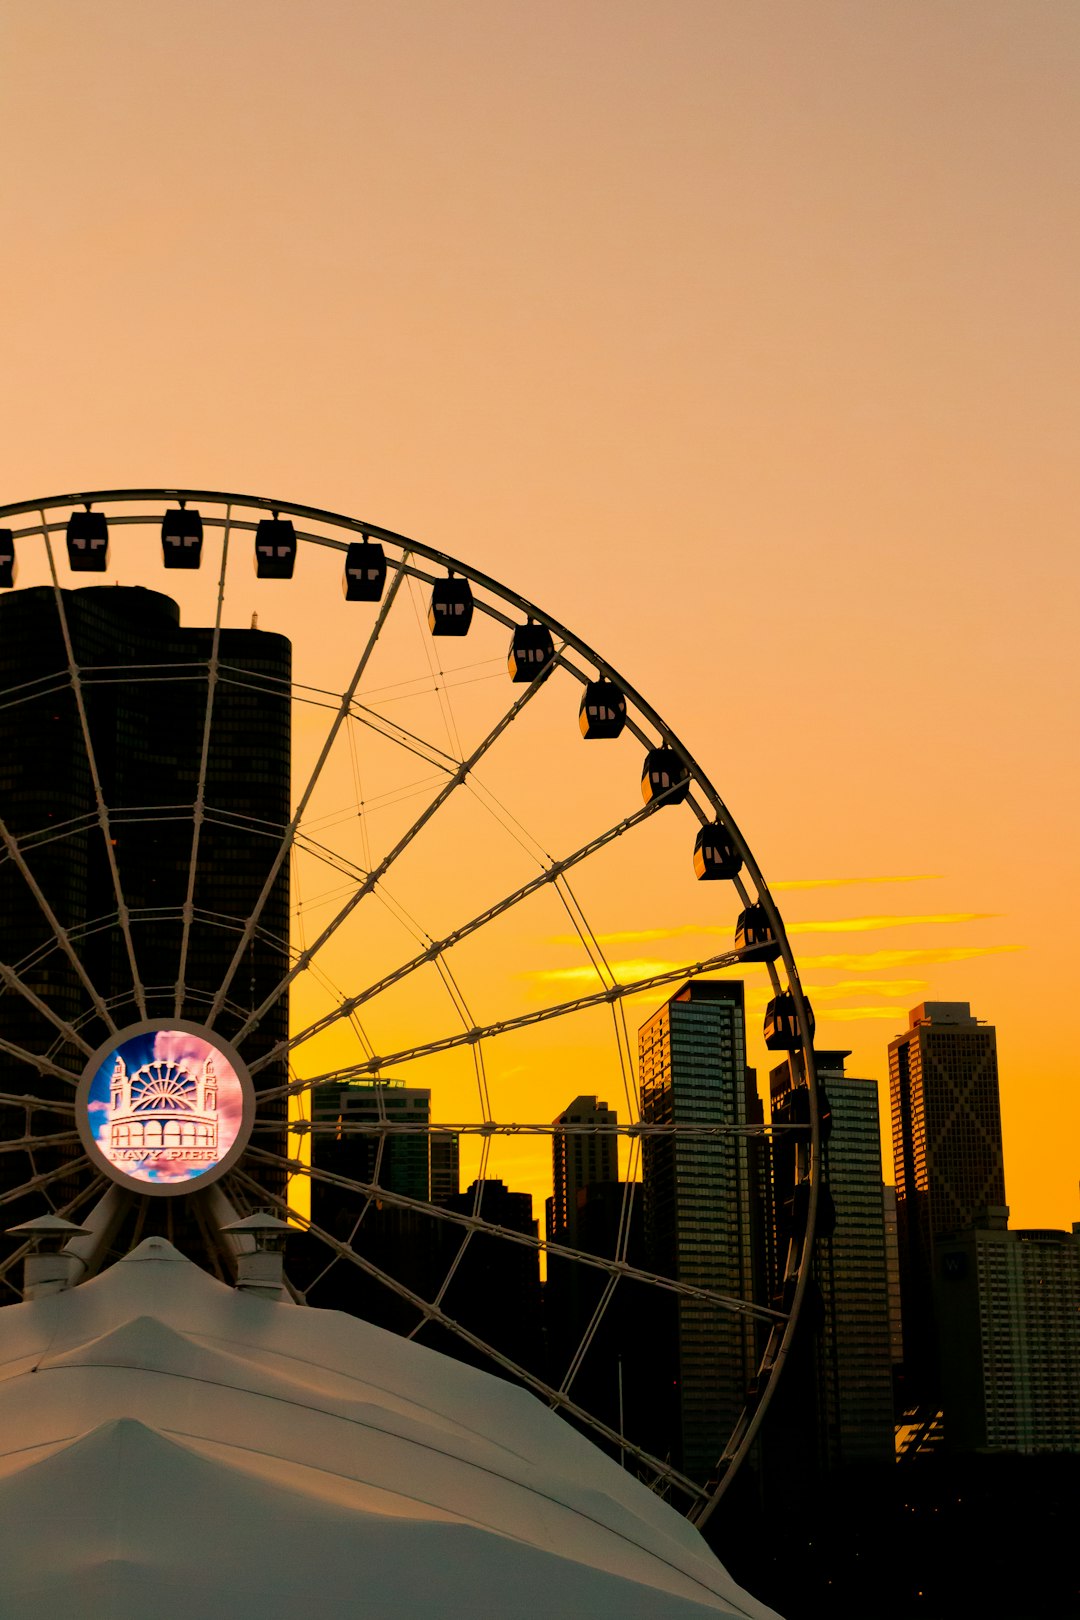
left=1, top=2, right=1077, bottom=1230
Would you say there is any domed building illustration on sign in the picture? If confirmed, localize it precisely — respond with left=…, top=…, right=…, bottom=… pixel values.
left=107, top=1053, right=220, bottom=1163
left=76, top=1024, right=254, bottom=1193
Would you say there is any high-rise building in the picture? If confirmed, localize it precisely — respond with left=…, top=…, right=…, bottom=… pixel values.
left=312, top=1080, right=432, bottom=1210
left=638, top=979, right=765, bottom=1480
left=548, top=1095, right=617, bottom=1250
left=936, top=1221, right=1080, bottom=1452
left=431, top=1178, right=543, bottom=1378
left=0, top=585, right=291, bottom=1245
left=429, top=1130, right=460, bottom=1206
left=769, top=1051, right=894, bottom=1471
left=889, top=1001, right=1005, bottom=1403
left=882, top=1184, right=904, bottom=1375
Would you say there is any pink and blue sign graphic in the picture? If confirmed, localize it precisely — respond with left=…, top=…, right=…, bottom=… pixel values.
left=80, top=1026, right=251, bottom=1190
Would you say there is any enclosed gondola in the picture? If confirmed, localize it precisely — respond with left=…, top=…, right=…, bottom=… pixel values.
left=578, top=679, right=626, bottom=739
left=342, top=537, right=387, bottom=602
left=0, top=530, right=14, bottom=589
left=787, top=1180, right=836, bottom=1242
left=66, top=510, right=109, bottom=572
left=693, top=823, right=742, bottom=881
left=429, top=573, right=473, bottom=635
left=508, top=620, right=555, bottom=682
left=641, top=747, right=690, bottom=807
left=784, top=1082, right=833, bottom=1145
left=734, top=902, right=781, bottom=962
left=763, top=989, right=815, bottom=1051
left=161, top=507, right=204, bottom=569
left=255, top=517, right=298, bottom=579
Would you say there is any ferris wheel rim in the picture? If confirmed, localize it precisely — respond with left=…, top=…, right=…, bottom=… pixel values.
left=0, top=483, right=822, bottom=1520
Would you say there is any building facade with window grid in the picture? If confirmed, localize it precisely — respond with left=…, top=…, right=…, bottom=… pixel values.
left=638, top=979, right=766, bottom=1481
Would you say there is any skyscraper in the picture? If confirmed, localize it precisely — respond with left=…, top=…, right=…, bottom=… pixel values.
left=0, top=585, right=291, bottom=1245
left=936, top=1222, right=1080, bottom=1452
left=889, top=1001, right=1006, bottom=1405
left=312, top=1079, right=432, bottom=1209
left=638, top=979, right=765, bottom=1479
left=770, top=1051, right=895, bottom=1471
left=548, top=1094, right=617, bottom=1250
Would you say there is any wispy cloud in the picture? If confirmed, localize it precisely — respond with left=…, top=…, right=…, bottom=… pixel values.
left=550, top=913, right=999, bottom=948
left=808, top=979, right=927, bottom=1001
left=822, top=1007, right=912, bottom=1022
left=771, top=874, right=942, bottom=891
left=800, top=944, right=1022, bottom=971
left=527, top=958, right=697, bottom=987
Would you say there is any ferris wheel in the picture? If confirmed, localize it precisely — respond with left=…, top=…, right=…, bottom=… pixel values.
left=0, top=488, right=821, bottom=1527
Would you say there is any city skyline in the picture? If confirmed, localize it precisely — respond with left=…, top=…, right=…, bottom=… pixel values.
left=2, top=3, right=1075, bottom=1235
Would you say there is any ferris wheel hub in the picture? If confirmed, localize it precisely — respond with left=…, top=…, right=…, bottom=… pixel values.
left=74, top=1020, right=255, bottom=1197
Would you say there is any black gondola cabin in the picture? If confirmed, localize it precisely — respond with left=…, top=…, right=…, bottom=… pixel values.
left=641, top=748, right=690, bottom=807
left=66, top=511, right=109, bottom=572
left=763, top=989, right=815, bottom=1051
left=429, top=575, right=473, bottom=635
left=578, top=680, right=626, bottom=739
left=161, top=507, right=204, bottom=568
left=508, top=622, right=555, bottom=682
left=343, top=539, right=387, bottom=602
left=734, top=903, right=781, bottom=962
left=693, top=823, right=742, bottom=880
left=0, top=531, right=14, bottom=589
left=255, top=518, right=297, bottom=579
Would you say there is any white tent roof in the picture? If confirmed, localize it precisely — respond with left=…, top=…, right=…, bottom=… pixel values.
left=0, top=1238, right=781, bottom=1618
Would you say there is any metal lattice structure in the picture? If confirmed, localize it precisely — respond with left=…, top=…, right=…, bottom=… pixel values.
left=0, top=488, right=821, bottom=1524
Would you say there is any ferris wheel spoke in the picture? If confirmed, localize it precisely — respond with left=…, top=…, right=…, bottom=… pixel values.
left=204, top=557, right=411, bottom=1034
left=228, top=1162, right=706, bottom=1506
left=228, top=656, right=556, bottom=1053
left=0, top=1154, right=91, bottom=1208
left=0, top=959, right=97, bottom=1058
left=174, top=508, right=231, bottom=1019
left=245, top=1146, right=782, bottom=1327
left=0, top=1091, right=75, bottom=1115
left=0, top=1130, right=80, bottom=1156
left=0, top=817, right=117, bottom=1037
left=247, top=801, right=657, bottom=1077
left=265, top=944, right=753, bottom=1105
left=41, top=517, right=147, bottom=1020
left=0, top=1034, right=80, bottom=1087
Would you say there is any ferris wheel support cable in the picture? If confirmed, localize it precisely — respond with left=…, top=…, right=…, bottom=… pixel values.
left=246, top=800, right=657, bottom=1077
left=175, top=509, right=232, bottom=1019
left=0, top=827, right=118, bottom=1044
left=0, top=1154, right=91, bottom=1208
left=0, top=1131, right=80, bottom=1155
left=247, top=1145, right=783, bottom=1327
left=0, top=959, right=98, bottom=1059
left=227, top=655, right=556, bottom=1053
left=264, top=942, right=764, bottom=1105
left=40, top=517, right=147, bottom=1020
left=0, top=1034, right=80, bottom=1087
left=0, top=1091, right=76, bottom=1115
left=205, top=556, right=411, bottom=1032
left=229, top=1162, right=708, bottom=1509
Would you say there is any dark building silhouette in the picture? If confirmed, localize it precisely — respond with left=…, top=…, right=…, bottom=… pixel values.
left=422, top=1178, right=544, bottom=1380
left=936, top=1220, right=1080, bottom=1452
left=638, top=979, right=767, bottom=1480
left=429, top=1129, right=460, bottom=1206
left=767, top=1051, right=894, bottom=1476
left=543, top=1096, right=667, bottom=1465
left=548, top=1094, right=617, bottom=1250
left=889, top=1001, right=1005, bottom=1406
left=0, top=585, right=291, bottom=1253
